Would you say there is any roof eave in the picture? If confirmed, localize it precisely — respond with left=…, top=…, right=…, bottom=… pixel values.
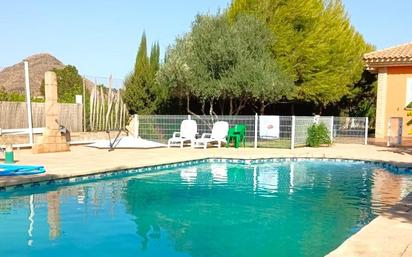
left=364, top=59, right=412, bottom=71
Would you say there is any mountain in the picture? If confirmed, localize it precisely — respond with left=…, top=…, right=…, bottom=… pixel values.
left=0, top=53, right=65, bottom=96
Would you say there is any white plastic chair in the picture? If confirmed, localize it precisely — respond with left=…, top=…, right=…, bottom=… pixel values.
left=193, top=121, right=229, bottom=149
left=168, top=120, right=198, bottom=148
left=180, top=167, right=198, bottom=184
left=211, top=163, right=227, bottom=183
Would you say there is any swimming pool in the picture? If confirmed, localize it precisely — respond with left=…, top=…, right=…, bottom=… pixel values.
left=0, top=160, right=411, bottom=257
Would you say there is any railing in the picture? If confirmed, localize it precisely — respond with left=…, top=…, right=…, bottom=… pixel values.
left=0, top=111, right=368, bottom=148
left=138, top=115, right=368, bottom=149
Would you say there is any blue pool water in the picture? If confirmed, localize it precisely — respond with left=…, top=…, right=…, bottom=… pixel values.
left=0, top=160, right=411, bottom=257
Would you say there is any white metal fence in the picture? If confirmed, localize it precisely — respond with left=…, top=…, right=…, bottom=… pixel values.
left=1, top=107, right=367, bottom=148
left=138, top=115, right=368, bottom=149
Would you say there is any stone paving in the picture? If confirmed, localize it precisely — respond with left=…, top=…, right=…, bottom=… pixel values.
left=0, top=143, right=411, bottom=256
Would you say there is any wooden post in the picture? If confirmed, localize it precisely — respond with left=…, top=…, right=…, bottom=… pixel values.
left=100, top=86, right=104, bottom=130
left=105, top=75, right=113, bottom=130
left=95, top=81, right=100, bottom=131
left=114, top=90, right=120, bottom=129
left=123, top=104, right=128, bottom=128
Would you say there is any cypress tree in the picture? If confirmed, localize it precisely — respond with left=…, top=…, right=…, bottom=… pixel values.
left=149, top=42, right=160, bottom=76
left=124, top=34, right=165, bottom=114
left=134, top=32, right=150, bottom=78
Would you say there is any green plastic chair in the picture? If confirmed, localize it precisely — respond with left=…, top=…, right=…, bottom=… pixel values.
left=226, top=127, right=236, bottom=148
left=226, top=124, right=246, bottom=148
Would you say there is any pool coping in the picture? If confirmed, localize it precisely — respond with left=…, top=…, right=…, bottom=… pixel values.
left=326, top=193, right=412, bottom=257
left=1, top=154, right=411, bottom=257
left=1, top=156, right=411, bottom=191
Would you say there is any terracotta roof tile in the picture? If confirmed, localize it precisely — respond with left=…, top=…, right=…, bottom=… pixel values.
left=364, top=41, right=412, bottom=67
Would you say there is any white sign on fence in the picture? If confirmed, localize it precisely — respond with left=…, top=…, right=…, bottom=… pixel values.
left=75, top=95, right=83, bottom=105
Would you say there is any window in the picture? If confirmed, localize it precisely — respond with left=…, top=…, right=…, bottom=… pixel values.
left=407, top=78, right=412, bottom=107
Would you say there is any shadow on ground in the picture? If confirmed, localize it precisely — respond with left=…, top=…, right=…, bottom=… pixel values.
left=383, top=193, right=412, bottom=223
left=377, top=146, right=412, bottom=156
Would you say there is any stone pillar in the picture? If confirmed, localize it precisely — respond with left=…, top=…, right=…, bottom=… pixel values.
left=32, top=71, right=70, bottom=153
left=375, top=68, right=388, bottom=139
left=44, top=72, right=60, bottom=131
left=47, top=191, right=61, bottom=240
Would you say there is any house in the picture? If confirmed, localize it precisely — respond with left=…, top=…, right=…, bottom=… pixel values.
left=364, top=42, right=412, bottom=145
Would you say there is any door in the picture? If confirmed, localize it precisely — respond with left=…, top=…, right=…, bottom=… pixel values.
left=387, top=117, right=403, bottom=146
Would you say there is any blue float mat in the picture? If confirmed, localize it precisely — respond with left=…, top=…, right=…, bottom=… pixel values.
left=0, top=164, right=46, bottom=176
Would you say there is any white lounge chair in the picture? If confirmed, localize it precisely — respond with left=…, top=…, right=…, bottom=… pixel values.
left=211, top=163, right=228, bottom=183
left=180, top=167, right=197, bottom=184
left=168, top=120, right=198, bottom=148
left=193, top=121, right=229, bottom=149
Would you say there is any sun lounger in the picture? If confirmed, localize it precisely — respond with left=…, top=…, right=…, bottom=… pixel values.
left=193, top=121, right=229, bottom=149
left=168, top=120, right=198, bottom=148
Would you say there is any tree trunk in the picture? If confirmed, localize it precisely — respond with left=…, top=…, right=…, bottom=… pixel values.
left=260, top=100, right=266, bottom=115
left=319, top=105, right=323, bottom=115
left=201, top=101, right=206, bottom=115
left=185, top=94, right=202, bottom=120
left=209, top=100, right=217, bottom=123
left=229, top=97, right=233, bottom=115
left=234, top=98, right=247, bottom=115
left=218, top=98, right=225, bottom=115
left=186, top=94, right=190, bottom=114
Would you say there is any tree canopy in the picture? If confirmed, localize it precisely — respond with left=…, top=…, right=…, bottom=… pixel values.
left=40, top=65, right=83, bottom=103
left=335, top=70, right=377, bottom=123
left=157, top=14, right=293, bottom=115
left=0, top=88, right=43, bottom=102
left=228, top=0, right=374, bottom=112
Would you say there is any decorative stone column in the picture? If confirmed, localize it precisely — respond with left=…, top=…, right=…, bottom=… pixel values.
left=32, top=71, right=70, bottom=153
left=47, top=191, right=61, bottom=239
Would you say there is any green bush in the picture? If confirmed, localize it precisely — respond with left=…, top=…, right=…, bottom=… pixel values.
left=306, top=122, right=331, bottom=147
left=0, top=88, right=44, bottom=102
left=0, top=89, right=25, bottom=101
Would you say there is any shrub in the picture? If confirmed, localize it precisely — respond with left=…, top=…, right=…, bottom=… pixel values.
left=0, top=88, right=44, bottom=102
left=306, top=122, right=331, bottom=147
left=407, top=102, right=412, bottom=135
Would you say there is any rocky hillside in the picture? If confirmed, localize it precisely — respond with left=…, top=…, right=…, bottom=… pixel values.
left=0, top=53, right=65, bottom=96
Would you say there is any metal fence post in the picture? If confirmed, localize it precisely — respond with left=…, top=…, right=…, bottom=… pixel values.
left=330, top=116, right=334, bottom=143
left=291, top=116, right=296, bottom=150
left=364, top=117, right=369, bottom=145
left=254, top=113, right=258, bottom=149
left=24, top=60, right=34, bottom=146
left=82, top=76, right=86, bottom=132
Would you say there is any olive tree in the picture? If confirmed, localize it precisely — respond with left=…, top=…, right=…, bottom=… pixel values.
left=157, top=14, right=293, bottom=115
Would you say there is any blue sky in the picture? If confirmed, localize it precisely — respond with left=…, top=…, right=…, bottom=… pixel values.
left=1, top=0, right=411, bottom=80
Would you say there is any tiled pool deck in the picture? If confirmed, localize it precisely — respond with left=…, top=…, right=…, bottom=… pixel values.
left=0, top=143, right=411, bottom=257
